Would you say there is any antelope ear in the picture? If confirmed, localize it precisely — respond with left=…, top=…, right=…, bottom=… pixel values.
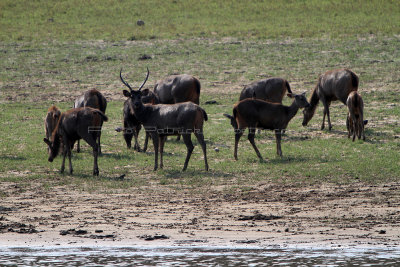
left=287, top=93, right=293, bottom=98
left=123, top=90, right=131, bottom=98
left=43, top=138, right=51, bottom=146
left=141, top=88, right=150, bottom=96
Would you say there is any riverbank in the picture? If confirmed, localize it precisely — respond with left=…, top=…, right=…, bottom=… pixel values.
left=1, top=181, right=399, bottom=248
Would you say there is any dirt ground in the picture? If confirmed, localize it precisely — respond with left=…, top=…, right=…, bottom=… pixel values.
left=1, top=181, right=400, bottom=248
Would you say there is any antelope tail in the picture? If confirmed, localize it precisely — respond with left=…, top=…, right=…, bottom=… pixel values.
left=201, top=108, right=208, bottom=121
left=285, top=80, right=292, bottom=94
left=223, top=113, right=237, bottom=129
left=94, top=110, right=108, bottom=122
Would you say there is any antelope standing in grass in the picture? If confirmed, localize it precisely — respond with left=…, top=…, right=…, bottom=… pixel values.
left=224, top=93, right=310, bottom=161
left=43, top=107, right=108, bottom=176
left=154, top=74, right=200, bottom=104
left=118, top=74, right=201, bottom=150
left=119, top=88, right=158, bottom=152
left=45, top=105, right=61, bottom=145
left=239, top=78, right=293, bottom=103
left=74, top=89, right=107, bottom=153
left=120, top=68, right=208, bottom=171
left=346, top=91, right=367, bottom=141
left=302, top=69, right=359, bottom=130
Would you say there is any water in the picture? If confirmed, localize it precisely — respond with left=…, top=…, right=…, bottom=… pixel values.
left=0, top=246, right=399, bottom=266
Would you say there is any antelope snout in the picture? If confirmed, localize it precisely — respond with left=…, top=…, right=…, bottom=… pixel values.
left=48, top=157, right=54, bottom=162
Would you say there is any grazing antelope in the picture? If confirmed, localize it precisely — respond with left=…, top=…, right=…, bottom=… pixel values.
left=224, top=93, right=310, bottom=160
left=73, top=89, right=107, bottom=153
left=239, top=78, right=293, bottom=103
left=119, top=88, right=158, bottom=152
left=346, top=91, right=367, bottom=141
left=120, top=68, right=208, bottom=171
left=45, top=105, right=61, bottom=143
left=43, top=107, right=108, bottom=176
left=302, top=69, right=359, bottom=130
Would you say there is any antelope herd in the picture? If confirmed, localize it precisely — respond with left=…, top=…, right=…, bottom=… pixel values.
left=44, top=68, right=367, bottom=175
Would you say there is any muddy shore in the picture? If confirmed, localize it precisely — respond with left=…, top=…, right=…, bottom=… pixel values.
left=1, top=181, right=399, bottom=248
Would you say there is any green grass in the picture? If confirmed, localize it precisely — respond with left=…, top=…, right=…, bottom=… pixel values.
left=0, top=1, right=399, bottom=192
left=1, top=0, right=399, bottom=42
left=0, top=36, right=399, bottom=192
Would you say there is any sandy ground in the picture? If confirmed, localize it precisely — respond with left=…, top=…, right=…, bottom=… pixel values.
left=1, top=181, right=400, bottom=249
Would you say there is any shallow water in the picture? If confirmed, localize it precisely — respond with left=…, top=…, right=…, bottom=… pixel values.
left=0, top=246, right=399, bottom=266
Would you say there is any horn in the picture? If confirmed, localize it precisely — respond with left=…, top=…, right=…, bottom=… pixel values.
left=138, top=67, right=150, bottom=91
left=119, top=68, right=133, bottom=91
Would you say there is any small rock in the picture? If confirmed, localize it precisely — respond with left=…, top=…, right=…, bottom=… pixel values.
left=214, top=147, right=219, bottom=152
left=137, top=20, right=145, bottom=26
left=378, top=230, right=386, bottom=234
left=138, top=54, right=152, bottom=60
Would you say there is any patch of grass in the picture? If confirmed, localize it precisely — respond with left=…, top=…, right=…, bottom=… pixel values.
left=0, top=0, right=399, bottom=42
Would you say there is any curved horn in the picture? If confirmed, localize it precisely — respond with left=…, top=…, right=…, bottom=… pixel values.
left=119, top=68, right=133, bottom=91
left=138, top=67, right=149, bottom=91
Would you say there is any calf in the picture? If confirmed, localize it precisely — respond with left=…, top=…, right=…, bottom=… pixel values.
left=224, top=93, right=310, bottom=160
left=346, top=91, right=367, bottom=141
left=120, top=69, right=208, bottom=171
left=43, top=107, right=108, bottom=176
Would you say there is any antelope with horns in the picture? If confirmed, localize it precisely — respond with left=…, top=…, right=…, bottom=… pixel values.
left=120, top=68, right=208, bottom=171
left=117, top=88, right=158, bottom=152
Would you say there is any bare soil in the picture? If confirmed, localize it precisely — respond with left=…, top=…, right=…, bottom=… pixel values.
left=1, top=181, right=400, bottom=248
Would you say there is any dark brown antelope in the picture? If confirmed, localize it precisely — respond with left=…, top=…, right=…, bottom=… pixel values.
left=120, top=68, right=208, bottom=171
left=154, top=74, right=201, bottom=141
left=302, top=69, right=359, bottom=130
left=118, top=88, right=158, bottom=152
left=224, top=93, right=310, bottom=161
left=154, top=74, right=200, bottom=104
left=118, top=74, right=201, bottom=151
left=73, top=89, right=107, bottom=153
left=346, top=91, right=367, bottom=141
left=239, top=78, right=293, bottom=103
left=43, top=107, right=108, bottom=176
